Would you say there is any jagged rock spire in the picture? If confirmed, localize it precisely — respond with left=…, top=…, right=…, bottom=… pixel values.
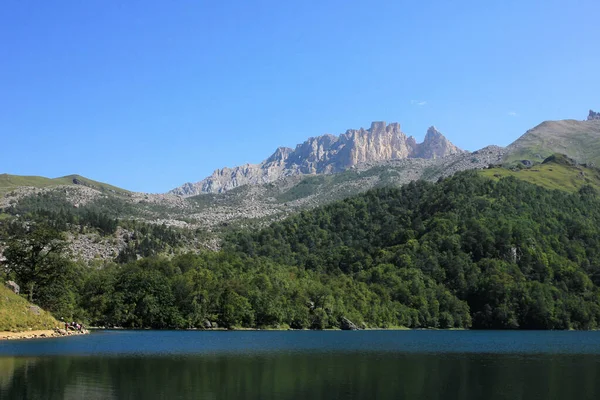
left=170, top=122, right=465, bottom=196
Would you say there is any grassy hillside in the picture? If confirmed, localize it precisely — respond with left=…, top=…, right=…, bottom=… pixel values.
left=0, top=285, right=59, bottom=332
left=504, top=119, right=600, bottom=166
left=480, top=154, right=600, bottom=192
left=0, top=173, right=129, bottom=196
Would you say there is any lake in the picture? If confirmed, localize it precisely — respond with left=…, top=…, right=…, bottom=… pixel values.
left=1, top=330, right=600, bottom=399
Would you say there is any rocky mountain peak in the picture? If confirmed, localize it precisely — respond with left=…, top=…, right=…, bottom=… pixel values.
left=265, top=147, right=293, bottom=164
left=170, top=121, right=465, bottom=196
left=414, top=126, right=465, bottom=159
left=369, top=121, right=387, bottom=132
left=425, top=126, right=443, bottom=140
left=588, top=110, right=600, bottom=121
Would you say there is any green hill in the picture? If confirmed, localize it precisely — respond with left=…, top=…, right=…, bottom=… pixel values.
left=0, top=173, right=129, bottom=196
left=225, top=171, right=600, bottom=330
left=480, top=153, right=600, bottom=192
left=6, top=169, right=600, bottom=330
left=0, top=285, right=59, bottom=332
left=504, top=119, right=600, bottom=166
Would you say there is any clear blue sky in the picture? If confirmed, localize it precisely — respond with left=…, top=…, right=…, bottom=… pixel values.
left=1, top=1, right=598, bottom=193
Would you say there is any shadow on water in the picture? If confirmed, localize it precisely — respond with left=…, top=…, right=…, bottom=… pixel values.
left=1, top=352, right=600, bottom=400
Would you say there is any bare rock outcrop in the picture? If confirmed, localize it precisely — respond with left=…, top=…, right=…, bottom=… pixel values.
left=340, top=317, right=359, bottom=330
left=5, top=281, right=20, bottom=294
left=413, top=126, right=464, bottom=159
left=171, top=122, right=465, bottom=196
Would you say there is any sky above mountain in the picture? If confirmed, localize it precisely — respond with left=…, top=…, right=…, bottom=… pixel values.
left=1, top=0, right=599, bottom=193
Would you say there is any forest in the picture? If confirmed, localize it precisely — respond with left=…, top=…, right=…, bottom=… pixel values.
left=3, top=171, right=600, bottom=330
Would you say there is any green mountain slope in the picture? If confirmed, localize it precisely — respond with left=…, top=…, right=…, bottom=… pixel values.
left=504, top=119, right=600, bottom=166
left=5, top=168, right=600, bottom=330
left=226, top=171, right=600, bottom=330
left=0, top=285, right=59, bottom=332
left=481, top=153, right=600, bottom=192
left=0, top=173, right=128, bottom=195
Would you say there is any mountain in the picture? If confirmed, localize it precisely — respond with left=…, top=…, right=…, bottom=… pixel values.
left=481, top=153, right=600, bottom=192
left=6, top=113, right=600, bottom=333
left=171, top=122, right=465, bottom=196
left=0, top=173, right=128, bottom=196
left=226, top=170, right=600, bottom=330
left=0, top=146, right=502, bottom=260
left=3, top=112, right=600, bottom=262
left=504, top=112, right=600, bottom=166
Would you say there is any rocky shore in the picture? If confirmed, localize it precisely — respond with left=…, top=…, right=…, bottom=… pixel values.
left=0, top=328, right=89, bottom=341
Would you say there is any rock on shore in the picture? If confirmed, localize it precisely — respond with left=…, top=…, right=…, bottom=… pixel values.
left=0, top=328, right=89, bottom=340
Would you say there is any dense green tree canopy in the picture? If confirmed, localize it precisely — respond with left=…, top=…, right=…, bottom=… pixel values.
left=1, top=221, right=79, bottom=317
left=226, top=172, right=600, bottom=329
left=3, top=171, right=600, bottom=330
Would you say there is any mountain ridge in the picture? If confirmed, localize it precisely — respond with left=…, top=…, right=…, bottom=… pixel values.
left=0, top=173, right=129, bottom=196
left=3, top=111, right=599, bottom=198
left=504, top=117, right=600, bottom=166
left=170, top=121, right=465, bottom=196
left=2, top=111, right=600, bottom=262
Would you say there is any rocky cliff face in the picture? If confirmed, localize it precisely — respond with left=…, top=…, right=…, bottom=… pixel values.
left=413, top=126, right=461, bottom=159
left=588, top=110, right=600, bottom=121
left=171, top=122, right=465, bottom=196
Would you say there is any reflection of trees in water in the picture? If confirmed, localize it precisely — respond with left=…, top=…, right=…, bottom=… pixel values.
left=0, top=358, right=35, bottom=391
left=2, top=354, right=600, bottom=400
left=1, top=357, right=115, bottom=400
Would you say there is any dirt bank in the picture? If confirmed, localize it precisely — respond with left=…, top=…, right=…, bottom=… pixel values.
left=0, top=328, right=89, bottom=341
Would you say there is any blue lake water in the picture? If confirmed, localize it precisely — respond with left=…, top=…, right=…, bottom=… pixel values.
left=1, top=330, right=600, bottom=399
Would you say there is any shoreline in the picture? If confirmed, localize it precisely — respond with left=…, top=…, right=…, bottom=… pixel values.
left=88, top=326, right=436, bottom=332
left=0, top=328, right=89, bottom=341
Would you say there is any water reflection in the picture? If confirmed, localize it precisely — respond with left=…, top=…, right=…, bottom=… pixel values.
left=0, top=358, right=32, bottom=391
left=2, top=353, right=599, bottom=400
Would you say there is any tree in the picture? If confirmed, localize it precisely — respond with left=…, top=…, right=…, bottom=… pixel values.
left=2, top=222, right=69, bottom=304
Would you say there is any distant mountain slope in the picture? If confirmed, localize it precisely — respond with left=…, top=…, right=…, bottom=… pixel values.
left=0, top=173, right=128, bottom=195
left=481, top=153, right=600, bottom=192
left=171, top=122, right=465, bottom=196
left=225, top=170, right=600, bottom=330
left=0, top=146, right=502, bottom=259
left=6, top=112, right=600, bottom=261
left=200, top=145, right=503, bottom=209
left=504, top=112, right=600, bottom=166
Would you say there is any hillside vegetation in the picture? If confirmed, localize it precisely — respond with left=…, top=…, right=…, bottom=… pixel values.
left=0, top=147, right=504, bottom=259
left=0, top=285, right=59, bottom=332
left=0, top=173, right=128, bottom=195
left=504, top=119, right=600, bottom=166
left=4, top=171, right=600, bottom=330
left=481, top=154, right=600, bottom=192
left=227, top=171, right=600, bottom=330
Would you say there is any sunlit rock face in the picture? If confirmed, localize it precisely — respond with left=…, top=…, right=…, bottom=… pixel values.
left=171, top=122, right=465, bottom=196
